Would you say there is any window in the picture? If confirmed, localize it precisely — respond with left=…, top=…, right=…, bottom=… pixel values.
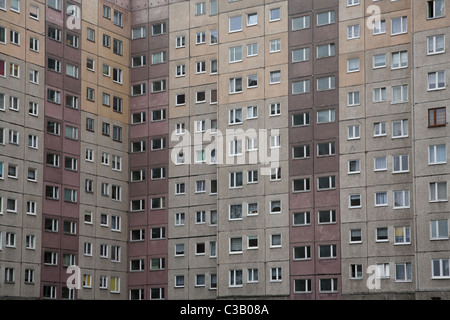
left=350, top=230, right=362, bottom=243
left=48, top=89, right=61, bottom=104
left=428, top=34, right=445, bottom=55
left=65, top=125, right=78, bottom=140
left=86, top=87, right=95, bottom=101
left=48, top=58, right=61, bottom=73
left=391, top=16, right=407, bottom=35
left=229, top=46, right=243, bottom=63
left=374, top=122, right=386, bottom=136
left=152, top=51, right=166, bottom=65
left=48, top=26, right=61, bottom=41
left=375, top=192, right=388, bottom=207
left=317, top=11, right=335, bottom=26
left=0, top=27, right=4, bottom=45
left=317, top=76, right=335, bottom=91
left=229, top=77, right=243, bottom=94
left=9, top=96, right=19, bottom=111
left=294, top=279, right=312, bottom=293
left=29, top=37, right=39, bottom=52
left=293, top=178, right=310, bottom=192
left=102, top=34, right=111, bottom=48
left=247, top=106, right=258, bottom=119
left=348, top=159, right=360, bottom=174
left=48, top=0, right=61, bottom=11
left=428, top=71, right=445, bottom=90
left=319, top=244, right=337, bottom=259
left=230, top=237, right=242, bottom=253
left=229, top=171, right=243, bottom=188
left=392, top=51, right=408, bottom=69
left=210, top=0, right=217, bottom=16
left=112, top=125, right=122, bottom=142
left=293, top=211, right=311, bottom=226
left=196, top=32, right=206, bottom=44
left=10, top=29, right=20, bottom=45
left=9, top=129, right=19, bottom=145
left=269, top=8, right=280, bottom=22
left=196, top=91, right=206, bottom=103
left=130, top=199, right=145, bottom=212
left=151, top=138, right=165, bottom=150
left=7, top=198, right=17, bottom=212
left=247, top=43, right=258, bottom=57
left=317, top=176, right=335, bottom=190
left=46, top=185, right=59, bottom=200
left=270, top=71, right=281, bottom=84
left=394, top=226, right=411, bottom=245
left=317, top=43, right=335, bottom=58
left=27, top=201, right=37, bottom=215
left=64, top=156, right=77, bottom=171
left=392, top=84, right=409, bottom=103
left=132, top=83, right=146, bottom=96
left=270, top=235, right=282, bottom=249
left=348, top=125, right=360, bottom=140
left=150, top=197, right=165, bottom=210
left=66, top=33, right=79, bottom=48
left=292, top=80, right=310, bottom=94
left=229, top=270, right=243, bottom=287
left=270, top=200, right=281, bottom=214
left=268, top=103, right=280, bottom=117
left=269, top=39, right=281, bottom=53
left=66, top=63, right=79, bottom=79
left=151, top=80, right=166, bottom=93
left=247, top=12, right=257, bottom=26
left=373, top=87, right=387, bottom=102
left=347, top=0, right=360, bottom=6
left=395, top=263, right=412, bottom=282
left=347, top=58, right=360, bottom=73
left=229, top=204, right=242, bottom=220
left=349, top=194, right=361, bottom=208
left=229, top=108, right=243, bottom=125
left=428, top=107, right=446, bottom=127
left=293, top=245, right=311, bottom=260
left=132, top=27, right=146, bottom=40
left=428, top=0, right=445, bottom=19
left=110, top=277, right=120, bottom=293
left=393, top=190, right=410, bottom=209
left=247, top=170, right=258, bottom=184
left=432, top=259, right=450, bottom=279
left=229, top=15, right=242, bottom=32
left=318, top=210, right=336, bottom=224
left=347, top=25, right=360, bottom=39
left=392, top=119, right=408, bottom=138
left=430, top=182, right=447, bottom=202
left=113, top=39, right=123, bottom=55
left=292, top=15, right=310, bottom=30
left=87, top=28, right=95, bottom=42
left=393, top=155, right=409, bottom=173
left=429, top=144, right=447, bottom=164
left=317, top=142, right=335, bottom=156
left=112, top=68, right=122, bottom=84
left=46, top=153, right=60, bottom=167
left=431, top=220, right=449, bottom=240
left=292, top=47, right=310, bottom=62
left=113, top=10, right=123, bottom=27
left=10, top=63, right=20, bottom=78
left=373, top=54, right=386, bottom=69
left=195, top=2, right=205, bottom=15
left=293, top=145, right=310, bottom=159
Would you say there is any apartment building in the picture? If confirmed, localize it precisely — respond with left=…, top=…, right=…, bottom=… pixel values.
left=339, top=0, right=415, bottom=299
left=412, top=0, right=450, bottom=300
left=0, top=0, right=45, bottom=299
left=289, top=0, right=341, bottom=300
left=1, top=0, right=450, bottom=301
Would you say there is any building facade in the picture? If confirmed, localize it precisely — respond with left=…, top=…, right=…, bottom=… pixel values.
left=1, top=0, right=450, bottom=301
